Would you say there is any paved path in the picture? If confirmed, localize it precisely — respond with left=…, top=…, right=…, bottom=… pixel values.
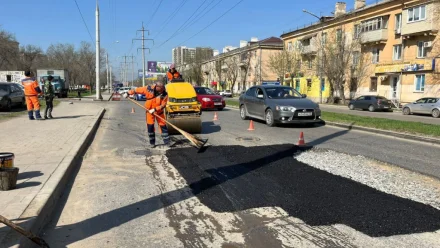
left=0, top=101, right=104, bottom=246
left=42, top=100, right=440, bottom=248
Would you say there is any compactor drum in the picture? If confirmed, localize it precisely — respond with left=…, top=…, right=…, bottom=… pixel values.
left=165, top=80, right=202, bottom=135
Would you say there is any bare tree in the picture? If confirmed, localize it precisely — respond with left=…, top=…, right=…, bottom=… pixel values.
left=316, top=26, right=367, bottom=104
left=215, top=59, right=224, bottom=90
left=224, top=56, right=240, bottom=93
left=239, top=51, right=252, bottom=91
left=0, top=27, right=19, bottom=70
left=17, top=45, right=43, bottom=71
left=267, top=49, right=300, bottom=84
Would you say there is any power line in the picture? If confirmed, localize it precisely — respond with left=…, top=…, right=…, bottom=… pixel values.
left=145, top=0, right=165, bottom=28
left=152, top=0, right=189, bottom=39
left=178, top=0, right=222, bottom=36
left=73, top=0, right=94, bottom=43
left=157, top=0, right=209, bottom=48
left=176, top=0, right=244, bottom=47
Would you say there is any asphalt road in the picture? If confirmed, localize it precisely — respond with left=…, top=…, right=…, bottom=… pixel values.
left=42, top=100, right=440, bottom=248
left=226, top=97, right=440, bottom=125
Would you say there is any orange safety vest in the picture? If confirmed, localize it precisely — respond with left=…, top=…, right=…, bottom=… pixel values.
left=130, top=85, right=168, bottom=113
left=21, top=77, right=41, bottom=96
left=167, top=70, right=181, bottom=81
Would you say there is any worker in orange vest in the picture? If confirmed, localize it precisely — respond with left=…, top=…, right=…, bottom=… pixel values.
left=21, top=71, right=43, bottom=120
left=167, top=64, right=182, bottom=82
left=126, top=81, right=170, bottom=148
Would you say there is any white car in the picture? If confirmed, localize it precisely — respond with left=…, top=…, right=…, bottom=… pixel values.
left=220, top=90, right=232, bottom=97
left=118, top=87, right=131, bottom=95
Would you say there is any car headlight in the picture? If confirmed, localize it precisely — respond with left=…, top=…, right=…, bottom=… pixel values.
left=192, top=97, right=198, bottom=102
left=276, top=106, right=296, bottom=112
left=168, top=97, right=176, bottom=103
left=202, top=98, right=211, bottom=102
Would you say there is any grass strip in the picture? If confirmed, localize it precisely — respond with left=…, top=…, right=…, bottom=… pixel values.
left=0, top=99, right=61, bottom=122
left=322, top=111, right=440, bottom=137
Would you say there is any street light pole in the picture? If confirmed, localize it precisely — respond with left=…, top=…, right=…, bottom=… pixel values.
left=95, top=0, right=102, bottom=100
left=303, top=9, right=323, bottom=104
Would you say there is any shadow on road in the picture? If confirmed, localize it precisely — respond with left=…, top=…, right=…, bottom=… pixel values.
left=202, top=121, right=221, bottom=134
left=17, top=171, right=43, bottom=180
left=15, top=181, right=41, bottom=189
left=52, top=115, right=94, bottom=119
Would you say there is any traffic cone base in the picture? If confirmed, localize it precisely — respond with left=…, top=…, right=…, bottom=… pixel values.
left=213, top=112, right=219, bottom=121
left=297, top=132, right=306, bottom=146
left=131, top=107, right=135, bottom=114
left=247, top=120, right=255, bottom=131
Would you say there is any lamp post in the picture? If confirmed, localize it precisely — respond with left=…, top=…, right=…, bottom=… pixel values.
left=303, top=9, right=323, bottom=104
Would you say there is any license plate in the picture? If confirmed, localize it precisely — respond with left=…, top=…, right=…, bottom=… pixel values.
left=383, top=106, right=389, bottom=108
left=214, top=102, right=222, bottom=105
left=180, top=106, right=189, bottom=109
left=298, top=112, right=313, bottom=116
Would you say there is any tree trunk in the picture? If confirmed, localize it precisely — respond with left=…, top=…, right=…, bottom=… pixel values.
left=337, top=86, right=345, bottom=104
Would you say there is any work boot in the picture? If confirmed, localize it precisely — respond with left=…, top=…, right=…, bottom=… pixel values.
left=48, top=109, right=53, bottom=119
left=35, top=110, right=43, bottom=120
left=44, top=108, right=49, bottom=119
left=28, top=111, right=35, bottom=120
left=149, top=144, right=156, bottom=149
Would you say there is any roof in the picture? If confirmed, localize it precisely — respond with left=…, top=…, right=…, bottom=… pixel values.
left=249, top=37, right=283, bottom=45
left=281, top=0, right=395, bottom=38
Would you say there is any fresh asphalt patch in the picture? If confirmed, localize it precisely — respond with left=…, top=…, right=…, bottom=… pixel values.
left=165, top=144, right=440, bottom=238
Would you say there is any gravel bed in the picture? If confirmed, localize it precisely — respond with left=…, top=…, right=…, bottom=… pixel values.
left=294, top=149, right=440, bottom=210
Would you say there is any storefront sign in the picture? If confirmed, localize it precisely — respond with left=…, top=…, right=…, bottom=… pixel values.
left=375, top=59, right=435, bottom=73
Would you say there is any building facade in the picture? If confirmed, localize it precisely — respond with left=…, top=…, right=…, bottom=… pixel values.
left=201, top=37, right=283, bottom=93
left=172, top=46, right=214, bottom=66
left=281, top=0, right=440, bottom=105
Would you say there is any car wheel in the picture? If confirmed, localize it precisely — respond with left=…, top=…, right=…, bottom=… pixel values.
left=402, top=107, right=411, bottom=115
left=218, top=108, right=224, bottom=111
left=432, top=108, right=440, bottom=118
left=265, top=109, right=275, bottom=127
left=240, top=105, right=248, bottom=120
left=368, top=105, right=375, bottom=112
left=349, top=104, right=354, bottom=110
left=21, top=98, right=26, bottom=108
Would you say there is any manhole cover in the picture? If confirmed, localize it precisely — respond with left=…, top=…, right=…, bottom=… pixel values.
left=235, top=137, right=260, bottom=141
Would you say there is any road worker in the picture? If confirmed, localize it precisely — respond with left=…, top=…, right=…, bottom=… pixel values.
left=125, top=81, right=170, bottom=148
left=21, top=71, right=43, bottom=120
left=43, top=75, right=55, bottom=119
left=167, top=64, right=182, bottom=82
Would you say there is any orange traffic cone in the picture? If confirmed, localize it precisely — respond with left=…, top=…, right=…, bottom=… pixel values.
left=247, top=120, right=255, bottom=131
left=297, top=132, right=306, bottom=146
left=213, top=112, right=218, bottom=121
left=131, top=107, right=135, bottom=114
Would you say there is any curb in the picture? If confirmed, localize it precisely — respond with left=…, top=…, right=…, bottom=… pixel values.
left=225, top=106, right=440, bottom=145
left=3, top=107, right=106, bottom=248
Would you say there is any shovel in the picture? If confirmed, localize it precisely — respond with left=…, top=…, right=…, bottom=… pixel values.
left=0, top=215, right=50, bottom=248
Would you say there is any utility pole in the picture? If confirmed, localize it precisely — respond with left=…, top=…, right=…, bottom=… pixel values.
left=106, top=53, right=109, bottom=92
left=95, top=0, right=102, bottom=100
left=133, top=22, right=154, bottom=87
left=109, top=64, right=112, bottom=93
left=122, top=55, right=135, bottom=86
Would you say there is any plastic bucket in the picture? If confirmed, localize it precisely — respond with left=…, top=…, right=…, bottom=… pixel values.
left=0, top=153, right=14, bottom=168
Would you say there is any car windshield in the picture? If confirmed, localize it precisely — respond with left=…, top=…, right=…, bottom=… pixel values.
left=196, top=87, right=215, bottom=95
left=265, top=87, right=302, bottom=99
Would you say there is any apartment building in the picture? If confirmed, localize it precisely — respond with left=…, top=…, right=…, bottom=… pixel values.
left=172, top=46, right=214, bottom=66
left=200, top=37, right=283, bottom=93
left=281, top=0, right=440, bottom=105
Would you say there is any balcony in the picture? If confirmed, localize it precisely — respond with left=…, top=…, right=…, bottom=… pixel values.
left=401, top=4, right=439, bottom=36
left=301, top=44, right=318, bottom=54
left=360, top=29, right=388, bottom=44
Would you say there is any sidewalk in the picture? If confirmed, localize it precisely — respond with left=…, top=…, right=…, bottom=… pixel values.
left=0, top=102, right=105, bottom=247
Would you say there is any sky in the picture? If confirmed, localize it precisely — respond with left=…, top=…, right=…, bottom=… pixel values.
left=1, top=0, right=380, bottom=73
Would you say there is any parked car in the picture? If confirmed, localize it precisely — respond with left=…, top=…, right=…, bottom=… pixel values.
left=118, top=87, right=131, bottom=94
left=0, top=82, right=25, bottom=111
left=348, top=95, right=393, bottom=112
left=402, top=97, right=440, bottom=118
left=134, top=93, right=146, bottom=101
left=194, top=86, right=225, bottom=110
left=220, top=90, right=232, bottom=97
left=239, top=85, right=321, bottom=126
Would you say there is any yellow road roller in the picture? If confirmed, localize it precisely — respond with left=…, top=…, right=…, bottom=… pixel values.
left=165, top=80, right=202, bottom=135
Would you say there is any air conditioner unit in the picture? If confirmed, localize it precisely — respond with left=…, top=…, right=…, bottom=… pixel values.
left=424, top=41, right=432, bottom=48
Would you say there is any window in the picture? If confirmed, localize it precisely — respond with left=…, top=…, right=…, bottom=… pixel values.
left=417, top=41, right=428, bottom=58
left=395, top=14, right=402, bottom=31
left=408, top=5, right=426, bottom=22
left=307, top=79, right=312, bottom=91
left=414, top=74, right=425, bottom=92
left=427, top=98, right=439, bottom=103
left=415, top=98, right=427, bottom=103
left=370, top=77, right=378, bottom=92
left=308, top=59, right=313, bottom=69
left=357, top=96, right=365, bottom=100
left=295, top=80, right=300, bottom=91
left=322, top=32, right=327, bottom=45
left=321, top=78, right=325, bottom=91
left=256, top=88, right=264, bottom=97
left=372, top=48, right=380, bottom=63
left=246, top=87, right=256, bottom=96
left=359, top=16, right=387, bottom=34
left=287, top=42, right=293, bottom=51
left=353, top=52, right=360, bottom=66
left=393, top=45, right=402, bottom=60
left=354, top=24, right=361, bottom=39
left=336, top=29, right=342, bottom=42
left=365, top=96, right=372, bottom=101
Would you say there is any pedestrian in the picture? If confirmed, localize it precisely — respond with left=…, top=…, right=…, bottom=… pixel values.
left=21, top=71, right=43, bottom=120
left=125, top=81, right=170, bottom=148
left=44, top=75, right=55, bottom=119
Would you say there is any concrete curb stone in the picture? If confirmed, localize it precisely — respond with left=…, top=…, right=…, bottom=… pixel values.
left=225, top=106, right=440, bottom=145
left=2, top=107, right=106, bottom=248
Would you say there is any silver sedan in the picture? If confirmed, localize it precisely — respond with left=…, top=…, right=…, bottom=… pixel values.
left=402, top=97, right=440, bottom=118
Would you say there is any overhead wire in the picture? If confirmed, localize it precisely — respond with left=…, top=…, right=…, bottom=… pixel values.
left=152, top=0, right=189, bottom=40
left=177, top=0, right=222, bottom=36
left=176, top=0, right=244, bottom=47
left=145, top=0, right=165, bottom=28
left=73, top=0, right=94, bottom=43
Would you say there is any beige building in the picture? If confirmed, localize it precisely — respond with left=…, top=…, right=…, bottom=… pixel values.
left=200, top=37, right=283, bottom=93
left=281, top=0, right=440, bottom=105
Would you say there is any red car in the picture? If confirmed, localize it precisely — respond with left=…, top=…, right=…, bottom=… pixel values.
left=194, top=86, right=226, bottom=110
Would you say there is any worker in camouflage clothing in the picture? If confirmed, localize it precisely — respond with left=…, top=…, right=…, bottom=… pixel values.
left=44, top=75, right=55, bottom=119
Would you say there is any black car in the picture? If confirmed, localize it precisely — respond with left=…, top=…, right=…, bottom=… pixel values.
left=348, top=95, right=393, bottom=112
left=0, top=82, right=25, bottom=111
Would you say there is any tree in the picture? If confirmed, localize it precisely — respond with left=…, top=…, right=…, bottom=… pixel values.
left=224, top=56, right=240, bottom=93
left=215, top=59, right=224, bottom=90
left=17, top=45, right=43, bottom=71
left=267, top=49, right=301, bottom=84
left=316, top=27, right=369, bottom=104
left=239, top=51, right=252, bottom=91
left=0, top=27, right=19, bottom=70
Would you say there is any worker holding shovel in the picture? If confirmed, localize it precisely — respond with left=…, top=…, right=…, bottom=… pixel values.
left=125, top=82, right=170, bottom=148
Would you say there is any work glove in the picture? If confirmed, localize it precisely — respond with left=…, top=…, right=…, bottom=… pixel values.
left=149, top=109, right=156, bottom=114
